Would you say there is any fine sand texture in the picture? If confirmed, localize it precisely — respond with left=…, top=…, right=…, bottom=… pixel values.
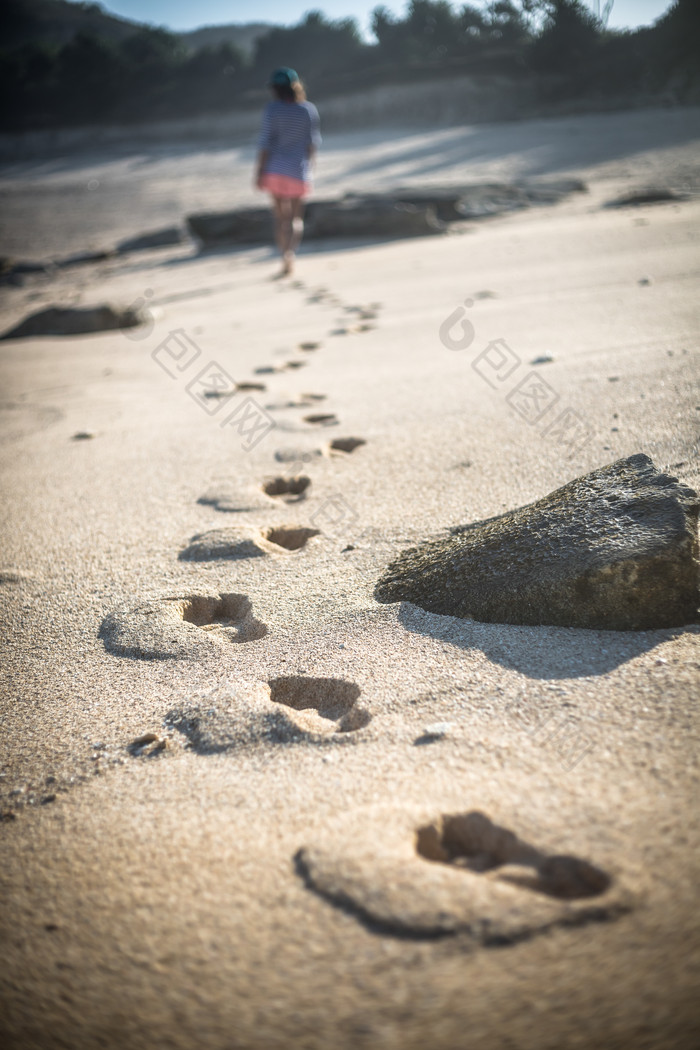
left=1, top=107, right=699, bottom=1050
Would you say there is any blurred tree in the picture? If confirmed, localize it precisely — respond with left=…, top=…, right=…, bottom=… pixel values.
left=253, top=11, right=364, bottom=86
left=57, top=32, right=124, bottom=121
left=529, top=0, right=601, bottom=73
left=483, top=1, right=531, bottom=45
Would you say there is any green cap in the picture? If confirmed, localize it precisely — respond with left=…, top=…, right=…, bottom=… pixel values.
left=269, top=67, right=299, bottom=87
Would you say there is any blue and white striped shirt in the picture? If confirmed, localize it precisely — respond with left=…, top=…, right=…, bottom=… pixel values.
left=258, top=100, right=321, bottom=183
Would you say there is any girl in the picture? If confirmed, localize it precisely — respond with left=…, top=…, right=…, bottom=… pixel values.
left=255, top=67, right=321, bottom=278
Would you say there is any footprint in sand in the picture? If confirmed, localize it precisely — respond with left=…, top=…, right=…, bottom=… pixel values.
left=415, top=812, right=611, bottom=900
left=203, top=381, right=267, bottom=401
left=299, top=341, right=322, bottom=351
left=0, top=569, right=39, bottom=585
left=180, top=525, right=320, bottom=560
left=267, top=676, right=371, bottom=736
left=344, top=306, right=378, bottom=321
left=327, top=437, right=366, bottom=454
left=266, top=393, right=328, bottom=411
left=303, top=413, right=339, bottom=427
left=295, top=807, right=632, bottom=941
left=262, top=475, right=311, bottom=501
left=166, top=676, right=369, bottom=753
left=99, top=592, right=267, bottom=660
left=261, top=525, right=320, bottom=551
left=254, top=361, right=306, bottom=375
left=330, top=324, right=373, bottom=336
left=274, top=447, right=322, bottom=466
left=198, top=485, right=269, bottom=513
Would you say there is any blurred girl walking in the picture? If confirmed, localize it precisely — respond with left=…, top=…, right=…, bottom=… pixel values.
left=255, top=67, right=321, bottom=278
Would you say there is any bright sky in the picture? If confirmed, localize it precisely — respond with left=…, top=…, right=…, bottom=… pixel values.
left=99, top=0, right=675, bottom=39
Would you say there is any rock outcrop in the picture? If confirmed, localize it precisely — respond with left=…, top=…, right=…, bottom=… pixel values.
left=375, top=454, right=699, bottom=631
left=1, top=303, right=147, bottom=339
left=186, top=181, right=586, bottom=248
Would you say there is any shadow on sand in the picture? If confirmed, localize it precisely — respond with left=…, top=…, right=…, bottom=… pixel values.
left=396, top=601, right=697, bottom=680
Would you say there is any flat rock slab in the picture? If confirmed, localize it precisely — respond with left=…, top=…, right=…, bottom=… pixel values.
left=296, top=806, right=634, bottom=941
left=375, top=454, right=699, bottom=631
left=604, top=188, right=687, bottom=208
left=186, top=182, right=586, bottom=248
left=188, top=197, right=443, bottom=246
left=304, top=198, right=444, bottom=239
left=99, top=592, right=267, bottom=660
left=1, top=304, right=147, bottom=339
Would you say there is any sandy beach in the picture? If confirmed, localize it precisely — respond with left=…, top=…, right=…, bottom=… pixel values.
left=1, top=105, right=699, bottom=1050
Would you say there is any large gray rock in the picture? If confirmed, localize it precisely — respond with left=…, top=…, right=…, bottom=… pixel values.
left=0, top=303, right=147, bottom=339
left=304, top=197, right=444, bottom=239
left=187, top=208, right=273, bottom=246
left=374, top=455, right=699, bottom=631
left=187, top=198, right=443, bottom=247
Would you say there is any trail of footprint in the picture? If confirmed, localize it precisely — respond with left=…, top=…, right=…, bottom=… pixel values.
left=262, top=475, right=311, bottom=501
left=274, top=447, right=322, bottom=465
left=167, top=676, right=371, bottom=753
left=99, top=592, right=267, bottom=660
left=303, top=413, right=338, bottom=427
left=295, top=807, right=631, bottom=941
left=266, top=393, right=327, bottom=410
left=416, top=812, right=611, bottom=900
left=327, top=437, right=366, bottom=454
left=268, top=676, right=371, bottom=735
left=180, top=525, right=320, bottom=560
left=254, top=360, right=306, bottom=375
left=204, top=381, right=267, bottom=400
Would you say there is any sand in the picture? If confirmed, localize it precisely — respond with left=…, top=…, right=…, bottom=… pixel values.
left=1, top=105, right=699, bottom=1050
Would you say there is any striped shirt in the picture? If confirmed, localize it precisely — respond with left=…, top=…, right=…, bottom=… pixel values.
left=257, top=100, right=321, bottom=183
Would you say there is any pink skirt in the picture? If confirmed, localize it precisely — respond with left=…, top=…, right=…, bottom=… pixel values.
left=260, top=173, right=310, bottom=199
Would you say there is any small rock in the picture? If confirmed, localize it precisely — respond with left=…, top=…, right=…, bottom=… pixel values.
left=130, top=734, right=167, bottom=757
left=414, top=721, right=454, bottom=744
left=132, top=732, right=158, bottom=747
left=71, top=431, right=95, bottom=440
left=530, top=355, right=554, bottom=365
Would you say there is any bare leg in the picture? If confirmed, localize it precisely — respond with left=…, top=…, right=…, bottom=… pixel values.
left=271, top=197, right=296, bottom=277
left=290, top=198, right=305, bottom=256
left=272, top=197, right=289, bottom=255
